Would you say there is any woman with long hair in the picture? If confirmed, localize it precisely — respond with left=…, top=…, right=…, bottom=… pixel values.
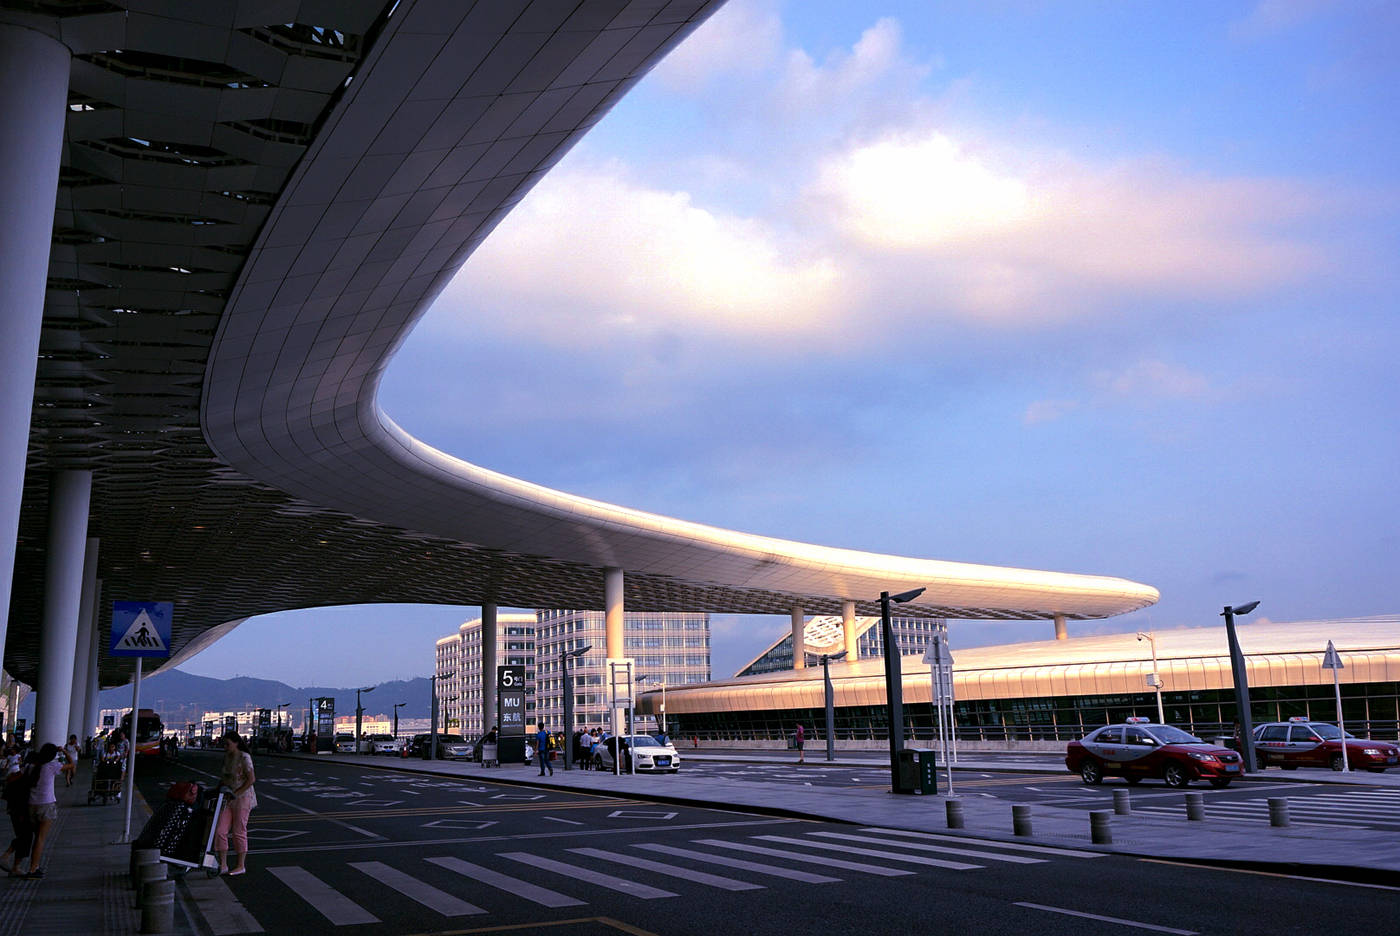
left=215, top=732, right=256, bottom=875
left=25, top=743, right=62, bottom=878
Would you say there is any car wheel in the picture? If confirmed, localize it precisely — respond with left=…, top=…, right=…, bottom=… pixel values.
left=1163, top=763, right=1189, bottom=788
left=1209, top=777, right=1231, bottom=789
left=1254, top=752, right=1267, bottom=769
left=1079, top=760, right=1103, bottom=785
left=592, top=754, right=604, bottom=770
left=1124, top=775, right=1143, bottom=785
left=1330, top=755, right=1345, bottom=771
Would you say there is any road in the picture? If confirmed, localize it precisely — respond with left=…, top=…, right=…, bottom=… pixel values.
left=136, top=753, right=1396, bottom=936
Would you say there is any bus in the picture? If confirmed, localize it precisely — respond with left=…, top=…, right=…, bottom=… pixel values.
left=119, top=708, right=166, bottom=756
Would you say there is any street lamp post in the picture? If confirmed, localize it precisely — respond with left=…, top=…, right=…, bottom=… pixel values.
left=1137, top=631, right=1165, bottom=724
left=561, top=645, right=591, bottom=770
left=392, top=702, right=406, bottom=740
left=820, top=651, right=847, bottom=762
left=428, top=672, right=452, bottom=761
left=355, top=685, right=376, bottom=754
left=879, top=587, right=926, bottom=794
left=1221, top=601, right=1261, bottom=772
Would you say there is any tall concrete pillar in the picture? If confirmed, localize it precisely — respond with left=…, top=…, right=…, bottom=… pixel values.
left=67, top=538, right=99, bottom=740
left=82, top=579, right=102, bottom=742
left=841, top=600, right=859, bottom=661
left=1054, top=614, right=1067, bottom=641
left=604, top=568, right=624, bottom=660
left=0, top=25, right=71, bottom=674
left=480, top=603, right=497, bottom=732
left=791, top=606, right=805, bottom=669
left=36, top=470, right=92, bottom=747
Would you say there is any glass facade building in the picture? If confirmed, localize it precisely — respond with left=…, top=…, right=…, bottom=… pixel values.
left=736, top=615, right=946, bottom=677
left=435, top=613, right=537, bottom=738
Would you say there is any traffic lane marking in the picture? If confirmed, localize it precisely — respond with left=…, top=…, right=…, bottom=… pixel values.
left=250, top=800, right=656, bottom=823
left=1014, top=901, right=1197, bottom=934
left=174, top=761, right=383, bottom=840
left=1138, top=858, right=1400, bottom=892
left=398, top=915, right=661, bottom=936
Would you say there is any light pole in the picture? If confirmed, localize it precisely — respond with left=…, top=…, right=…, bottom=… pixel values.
left=355, top=685, right=375, bottom=754
left=392, top=701, right=406, bottom=740
left=819, top=650, right=847, bottom=762
left=562, top=644, right=591, bottom=770
left=428, top=672, right=452, bottom=760
left=1137, top=631, right=1165, bottom=724
left=1222, top=601, right=1261, bottom=772
left=880, top=587, right=926, bottom=794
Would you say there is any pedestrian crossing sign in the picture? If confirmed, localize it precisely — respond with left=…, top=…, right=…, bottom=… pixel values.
left=110, top=601, right=173, bottom=657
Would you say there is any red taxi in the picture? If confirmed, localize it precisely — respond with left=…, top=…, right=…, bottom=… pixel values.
left=1253, top=718, right=1399, bottom=772
left=1066, top=717, right=1243, bottom=788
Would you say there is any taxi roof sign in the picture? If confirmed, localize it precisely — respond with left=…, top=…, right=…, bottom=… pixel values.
left=1288, top=716, right=1310, bottom=722
left=1124, top=716, right=1152, bottom=723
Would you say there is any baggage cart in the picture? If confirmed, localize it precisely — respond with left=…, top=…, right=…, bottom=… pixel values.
left=88, top=755, right=124, bottom=805
left=132, top=784, right=228, bottom=877
left=481, top=742, right=498, bottom=767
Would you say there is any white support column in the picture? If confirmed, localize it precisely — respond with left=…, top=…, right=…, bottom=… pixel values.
left=0, top=25, right=71, bottom=673
left=1053, top=613, right=1067, bottom=641
left=791, top=606, right=805, bottom=669
left=842, top=600, right=858, bottom=661
left=67, top=537, right=99, bottom=740
left=82, top=578, right=102, bottom=743
left=480, top=603, right=497, bottom=732
left=604, top=568, right=624, bottom=660
left=36, top=470, right=92, bottom=747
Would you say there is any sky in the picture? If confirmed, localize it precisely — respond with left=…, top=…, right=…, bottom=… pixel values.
left=179, top=0, right=1400, bottom=689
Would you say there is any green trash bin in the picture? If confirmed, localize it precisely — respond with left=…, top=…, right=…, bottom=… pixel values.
left=909, top=748, right=938, bottom=795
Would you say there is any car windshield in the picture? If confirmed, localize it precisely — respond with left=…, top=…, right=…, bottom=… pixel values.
left=1150, top=726, right=1202, bottom=744
left=1310, top=724, right=1353, bottom=740
left=439, top=735, right=465, bottom=743
left=630, top=736, right=661, bottom=747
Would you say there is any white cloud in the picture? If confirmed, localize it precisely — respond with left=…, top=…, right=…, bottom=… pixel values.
left=1230, top=0, right=1338, bottom=40
left=1024, top=398, right=1079, bottom=425
left=1096, top=360, right=1212, bottom=400
left=653, top=0, right=785, bottom=90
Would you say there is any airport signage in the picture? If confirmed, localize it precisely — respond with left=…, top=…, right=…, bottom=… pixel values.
left=498, top=665, right=526, bottom=735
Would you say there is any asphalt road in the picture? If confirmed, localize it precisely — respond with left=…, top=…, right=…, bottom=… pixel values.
left=135, top=753, right=1397, bottom=936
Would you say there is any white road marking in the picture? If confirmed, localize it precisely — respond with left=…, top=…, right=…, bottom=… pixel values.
left=1015, top=902, right=1197, bottom=934
left=753, top=835, right=981, bottom=870
left=498, top=852, right=676, bottom=899
left=267, top=866, right=379, bottom=925
left=568, top=847, right=763, bottom=891
left=427, top=855, right=584, bottom=908
left=861, top=828, right=1106, bottom=858
left=693, top=839, right=912, bottom=876
left=183, top=872, right=263, bottom=935
left=634, top=843, right=839, bottom=883
left=176, top=762, right=380, bottom=839
left=542, top=816, right=584, bottom=825
left=808, top=831, right=1044, bottom=864
left=348, top=860, right=485, bottom=916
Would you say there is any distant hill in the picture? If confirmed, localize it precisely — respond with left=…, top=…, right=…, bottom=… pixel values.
left=17, top=669, right=432, bottom=731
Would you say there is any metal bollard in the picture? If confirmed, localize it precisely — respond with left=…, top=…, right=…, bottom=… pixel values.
left=1012, top=804, right=1032, bottom=837
left=140, top=878, right=175, bottom=934
left=1185, top=792, right=1205, bottom=821
left=1113, top=789, right=1132, bottom=816
left=1268, top=797, right=1290, bottom=827
left=946, top=799, right=965, bottom=829
left=1090, top=809, right=1113, bottom=844
left=132, top=848, right=160, bottom=889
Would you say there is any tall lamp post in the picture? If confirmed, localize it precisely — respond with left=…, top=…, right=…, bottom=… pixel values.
left=879, top=587, right=926, bottom=794
left=355, top=685, right=376, bottom=754
left=819, top=650, right=847, bottom=762
left=392, top=701, right=406, bottom=740
left=561, top=644, right=591, bottom=770
left=1137, top=631, right=1165, bottom=724
left=1222, top=601, right=1260, bottom=772
left=428, top=672, right=452, bottom=761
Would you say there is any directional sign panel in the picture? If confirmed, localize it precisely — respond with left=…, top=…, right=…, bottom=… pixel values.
left=110, top=601, right=173, bottom=658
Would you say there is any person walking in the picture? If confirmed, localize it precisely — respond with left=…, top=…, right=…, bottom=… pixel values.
left=536, top=724, right=554, bottom=776
left=214, top=732, right=257, bottom=875
left=794, top=723, right=805, bottom=764
left=0, top=748, right=34, bottom=877
left=62, top=735, right=80, bottom=787
left=24, top=743, right=63, bottom=878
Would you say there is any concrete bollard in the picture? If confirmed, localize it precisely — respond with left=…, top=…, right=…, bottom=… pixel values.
left=1268, top=797, right=1290, bottom=827
left=1090, top=809, right=1113, bottom=844
left=946, top=799, right=965, bottom=829
left=1113, top=789, right=1132, bottom=816
left=140, top=878, right=175, bottom=934
left=132, top=848, right=160, bottom=889
left=134, top=860, right=167, bottom=908
left=1185, top=792, right=1205, bottom=821
left=1012, top=804, right=1033, bottom=837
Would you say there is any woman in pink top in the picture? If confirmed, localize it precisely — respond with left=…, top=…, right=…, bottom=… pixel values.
left=25, top=743, right=61, bottom=878
left=215, top=732, right=256, bottom=875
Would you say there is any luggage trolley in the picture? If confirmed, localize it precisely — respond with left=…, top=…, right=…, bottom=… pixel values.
left=481, top=742, right=499, bottom=767
left=131, top=782, right=229, bottom=877
left=88, top=754, right=124, bottom=805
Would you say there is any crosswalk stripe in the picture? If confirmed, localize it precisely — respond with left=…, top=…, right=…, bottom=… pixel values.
left=568, top=847, right=764, bottom=891
left=693, top=838, right=912, bottom=876
left=267, top=867, right=379, bottom=926
left=426, top=856, right=584, bottom=908
left=347, top=861, right=486, bottom=916
left=808, top=831, right=1044, bottom=864
left=633, top=843, right=840, bottom=883
left=183, top=872, right=264, bottom=935
left=498, top=852, right=676, bottom=899
left=1128, top=806, right=1366, bottom=829
left=752, top=835, right=981, bottom=870
left=861, top=827, right=1107, bottom=858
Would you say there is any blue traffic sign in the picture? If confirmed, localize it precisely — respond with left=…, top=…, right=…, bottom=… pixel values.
left=110, top=601, right=173, bottom=658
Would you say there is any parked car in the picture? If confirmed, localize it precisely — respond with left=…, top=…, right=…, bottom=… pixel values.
left=368, top=733, right=404, bottom=755
left=592, top=734, right=681, bottom=773
left=334, top=733, right=356, bottom=753
left=407, top=733, right=471, bottom=759
left=1253, top=718, right=1399, bottom=772
left=1066, top=717, right=1242, bottom=788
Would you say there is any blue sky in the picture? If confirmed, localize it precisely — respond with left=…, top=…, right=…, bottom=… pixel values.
left=180, top=0, right=1399, bottom=689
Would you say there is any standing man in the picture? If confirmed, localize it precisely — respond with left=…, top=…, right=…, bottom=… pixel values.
left=536, top=724, right=554, bottom=776
left=794, top=723, right=805, bottom=764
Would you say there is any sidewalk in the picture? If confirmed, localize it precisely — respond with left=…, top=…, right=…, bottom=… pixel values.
left=0, top=761, right=163, bottom=936
left=300, top=749, right=1400, bottom=883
